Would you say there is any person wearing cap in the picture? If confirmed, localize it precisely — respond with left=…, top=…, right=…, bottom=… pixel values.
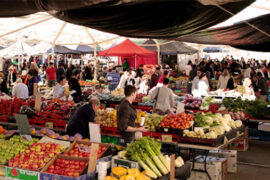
left=12, top=78, right=29, bottom=99
left=67, top=96, right=100, bottom=139
left=69, top=70, right=82, bottom=103
left=227, top=72, right=239, bottom=90
left=149, top=67, right=161, bottom=89
left=46, top=62, right=56, bottom=87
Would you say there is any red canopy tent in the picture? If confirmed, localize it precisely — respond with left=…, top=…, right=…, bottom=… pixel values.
left=98, top=39, right=157, bottom=68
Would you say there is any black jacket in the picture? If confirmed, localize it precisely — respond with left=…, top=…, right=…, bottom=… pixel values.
left=84, top=66, right=93, bottom=80
left=67, top=104, right=95, bottom=139
left=257, top=77, right=268, bottom=95
left=69, top=78, right=82, bottom=103
left=0, top=80, right=8, bottom=94
left=227, top=78, right=236, bottom=90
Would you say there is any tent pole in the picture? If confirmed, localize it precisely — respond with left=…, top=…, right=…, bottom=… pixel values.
left=84, top=28, right=98, bottom=80
left=153, top=39, right=160, bottom=65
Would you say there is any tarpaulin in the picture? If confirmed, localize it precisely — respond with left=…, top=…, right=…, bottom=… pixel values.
left=47, top=45, right=80, bottom=54
left=142, top=39, right=198, bottom=55
left=0, top=0, right=253, bottom=39
left=176, top=13, right=270, bottom=52
left=76, top=45, right=95, bottom=54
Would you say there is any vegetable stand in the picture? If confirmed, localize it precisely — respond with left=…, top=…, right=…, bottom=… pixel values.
left=178, top=133, right=244, bottom=180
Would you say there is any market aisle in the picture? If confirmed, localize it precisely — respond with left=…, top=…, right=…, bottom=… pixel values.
left=227, top=139, right=270, bottom=180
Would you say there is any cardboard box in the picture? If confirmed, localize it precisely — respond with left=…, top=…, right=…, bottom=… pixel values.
left=228, top=136, right=248, bottom=151
left=40, top=154, right=94, bottom=180
left=112, top=156, right=140, bottom=170
left=188, top=156, right=227, bottom=180
left=258, top=123, right=270, bottom=132
left=209, top=150, right=237, bottom=173
left=5, top=167, right=39, bottom=180
left=64, top=140, right=111, bottom=158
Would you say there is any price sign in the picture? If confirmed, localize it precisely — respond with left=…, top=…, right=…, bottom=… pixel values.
left=88, top=143, right=100, bottom=173
left=176, top=102, right=185, bottom=114
left=161, top=135, right=172, bottom=142
left=15, top=114, right=31, bottom=135
left=45, top=122, right=53, bottom=129
left=238, top=85, right=246, bottom=94
left=33, top=83, right=38, bottom=96
left=34, top=93, right=42, bottom=112
left=89, top=122, right=101, bottom=143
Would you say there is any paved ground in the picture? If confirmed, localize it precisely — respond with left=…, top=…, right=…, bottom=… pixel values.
left=227, top=139, right=270, bottom=180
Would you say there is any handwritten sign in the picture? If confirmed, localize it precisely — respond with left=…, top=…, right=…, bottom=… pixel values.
left=176, top=102, right=185, bottom=114
left=88, top=143, right=100, bottom=173
left=162, top=135, right=172, bottom=142
left=238, top=85, right=246, bottom=94
left=15, top=114, right=31, bottom=135
left=89, top=122, right=101, bottom=143
left=34, top=93, right=42, bottom=111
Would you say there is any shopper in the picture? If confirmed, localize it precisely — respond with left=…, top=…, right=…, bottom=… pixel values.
left=56, top=63, right=65, bottom=82
left=196, top=73, right=209, bottom=97
left=84, top=63, right=93, bottom=80
left=136, top=64, right=144, bottom=78
left=217, top=69, right=230, bottom=89
left=27, top=71, right=38, bottom=96
left=69, top=70, right=82, bottom=103
left=151, top=78, right=174, bottom=115
left=185, top=60, right=192, bottom=76
left=122, top=58, right=130, bottom=70
left=66, top=64, right=74, bottom=81
left=242, top=78, right=256, bottom=100
left=157, top=70, right=169, bottom=85
left=117, top=85, right=148, bottom=146
left=12, top=78, right=29, bottom=99
left=0, top=73, right=8, bottom=94
left=7, top=66, right=17, bottom=87
left=19, top=70, right=29, bottom=84
left=256, top=72, right=268, bottom=102
left=117, top=70, right=129, bottom=89
left=191, top=70, right=201, bottom=93
left=46, top=62, right=56, bottom=87
left=149, top=67, right=161, bottom=89
left=138, top=75, right=149, bottom=94
left=53, top=76, right=69, bottom=99
left=227, top=72, right=239, bottom=90
left=67, top=96, right=100, bottom=139
left=106, top=67, right=120, bottom=91
left=244, top=64, right=251, bottom=78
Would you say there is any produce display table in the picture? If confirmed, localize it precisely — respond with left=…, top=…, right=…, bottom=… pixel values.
left=249, top=119, right=270, bottom=123
left=178, top=133, right=244, bottom=180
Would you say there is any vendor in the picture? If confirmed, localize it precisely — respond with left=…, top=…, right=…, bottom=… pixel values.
left=193, top=72, right=209, bottom=97
left=151, top=78, right=174, bottom=115
left=117, top=85, right=148, bottom=146
left=242, top=78, right=256, bottom=100
left=69, top=70, right=82, bottom=103
left=67, top=96, right=100, bottom=139
left=227, top=72, right=239, bottom=90
left=53, top=76, right=69, bottom=99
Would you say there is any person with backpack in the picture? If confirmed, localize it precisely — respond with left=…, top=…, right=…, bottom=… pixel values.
left=151, top=78, right=174, bottom=115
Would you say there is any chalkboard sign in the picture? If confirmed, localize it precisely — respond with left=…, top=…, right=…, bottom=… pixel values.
left=15, top=114, right=31, bottom=135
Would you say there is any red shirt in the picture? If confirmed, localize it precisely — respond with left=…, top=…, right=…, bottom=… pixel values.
left=46, top=67, right=56, bottom=80
left=158, top=75, right=166, bottom=84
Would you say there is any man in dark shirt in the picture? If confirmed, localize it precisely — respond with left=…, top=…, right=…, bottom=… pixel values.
left=257, top=72, right=268, bottom=102
left=117, top=85, right=147, bottom=146
left=67, top=96, right=100, bottom=139
left=69, top=70, right=82, bottom=103
left=84, top=63, right=93, bottom=80
left=56, top=64, right=65, bottom=82
left=136, top=64, right=144, bottom=78
left=149, top=67, right=161, bottom=89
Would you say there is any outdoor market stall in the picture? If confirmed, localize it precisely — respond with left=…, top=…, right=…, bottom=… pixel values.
left=98, top=39, right=157, bottom=68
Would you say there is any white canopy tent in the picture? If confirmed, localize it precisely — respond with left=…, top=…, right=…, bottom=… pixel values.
left=0, top=40, right=33, bottom=57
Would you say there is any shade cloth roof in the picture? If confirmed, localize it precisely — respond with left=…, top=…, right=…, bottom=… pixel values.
left=47, top=45, right=80, bottom=54
left=98, top=39, right=156, bottom=57
left=142, top=39, right=198, bottom=55
left=176, top=13, right=270, bottom=52
left=0, top=0, right=253, bottom=40
left=203, top=47, right=224, bottom=53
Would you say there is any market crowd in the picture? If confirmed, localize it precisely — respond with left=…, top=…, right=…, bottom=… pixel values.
left=0, top=55, right=269, bottom=143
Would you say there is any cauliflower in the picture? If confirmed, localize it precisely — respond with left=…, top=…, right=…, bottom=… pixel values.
left=205, top=131, right=218, bottom=139
left=235, top=120, right=243, bottom=128
left=224, top=114, right=232, bottom=121
left=210, top=126, right=225, bottom=135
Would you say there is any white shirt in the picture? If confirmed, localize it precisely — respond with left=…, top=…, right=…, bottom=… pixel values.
left=198, top=80, right=209, bottom=97
left=218, top=75, right=230, bottom=89
left=53, top=83, right=65, bottom=99
left=244, top=68, right=251, bottom=78
left=185, top=65, right=192, bottom=76
left=12, top=83, right=29, bottom=99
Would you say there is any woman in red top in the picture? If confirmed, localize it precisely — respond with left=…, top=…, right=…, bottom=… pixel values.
left=158, top=70, right=169, bottom=84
